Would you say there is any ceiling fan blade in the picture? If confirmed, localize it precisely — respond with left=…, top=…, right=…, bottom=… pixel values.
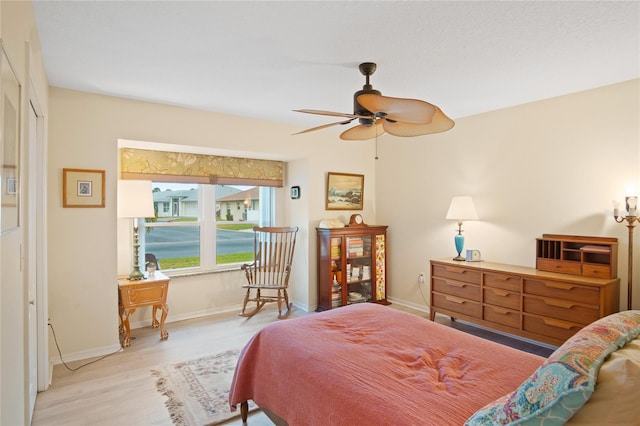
left=340, top=121, right=385, bottom=140
left=357, top=94, right=437, bottom=124
left=293, top=109, right=371, bottom=120
left=382, top=107, right=455, bottom=137
left=292, top=119, right=355, bottom=135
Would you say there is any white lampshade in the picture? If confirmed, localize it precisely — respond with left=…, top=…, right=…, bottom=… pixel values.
left=446, top=196, right=479, bottom=221
left=117, top=180, right=155, bottom=219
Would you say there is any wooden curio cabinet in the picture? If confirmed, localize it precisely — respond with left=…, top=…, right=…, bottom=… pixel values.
left=316, top=225, right=389, bottom=311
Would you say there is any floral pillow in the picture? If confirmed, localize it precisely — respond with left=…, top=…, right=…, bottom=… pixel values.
left=465, top=310, right=640, bottom=426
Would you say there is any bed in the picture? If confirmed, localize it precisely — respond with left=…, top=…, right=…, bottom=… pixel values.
left=229, top=303, right=640, bottom=425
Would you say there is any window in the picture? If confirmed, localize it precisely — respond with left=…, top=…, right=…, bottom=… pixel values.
left=142, top=182, right=273, bottom=272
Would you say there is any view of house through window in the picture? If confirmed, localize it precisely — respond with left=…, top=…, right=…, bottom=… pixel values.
left=142, top=182, right=273, bottom=271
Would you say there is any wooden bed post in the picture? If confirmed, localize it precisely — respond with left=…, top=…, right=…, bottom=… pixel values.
left=240, top=400, right=249, bottom=423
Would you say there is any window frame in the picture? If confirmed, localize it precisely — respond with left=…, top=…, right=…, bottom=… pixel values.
left=142, top=183, right=275, bottom=276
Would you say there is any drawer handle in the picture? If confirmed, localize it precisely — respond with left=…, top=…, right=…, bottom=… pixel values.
left=445, top=267, right=467, bottom=274
left=488, top=306, right=511, bottom=315
left=445, top=295, right=466, bottom=304
left=490, top=289, right=511, bottom=297
left=542, top=318, right=575, bottom=330
left=543, top=299, right=575, bottom=309
left=447, top=281, right=467, bottom=288
left=544, top=282, right=575, bottom=291
left=492, top=274, right=515, bottom=282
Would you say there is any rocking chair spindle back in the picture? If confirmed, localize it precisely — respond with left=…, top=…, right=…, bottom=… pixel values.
left=240, top=226, right=299, bottom=319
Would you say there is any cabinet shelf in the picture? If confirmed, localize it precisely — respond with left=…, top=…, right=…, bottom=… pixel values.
left=317, top=225, right=389, bottom=311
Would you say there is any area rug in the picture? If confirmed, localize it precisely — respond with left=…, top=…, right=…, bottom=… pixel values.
left=152, top=349, right=256, bottom=425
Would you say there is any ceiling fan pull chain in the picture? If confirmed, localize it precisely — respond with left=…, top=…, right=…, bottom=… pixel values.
left=375, top=132, right=379, bottom=160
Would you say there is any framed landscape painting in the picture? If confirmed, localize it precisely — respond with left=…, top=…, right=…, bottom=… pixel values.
left=326, top=172, right=364, bottom=210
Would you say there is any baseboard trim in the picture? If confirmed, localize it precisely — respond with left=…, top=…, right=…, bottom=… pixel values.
left=49, top=343, right=122, bottom=366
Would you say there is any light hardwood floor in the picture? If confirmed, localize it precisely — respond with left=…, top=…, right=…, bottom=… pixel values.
left=32, top=304, right=553, bottom=426
left=32, top=305, right=293, bottom=426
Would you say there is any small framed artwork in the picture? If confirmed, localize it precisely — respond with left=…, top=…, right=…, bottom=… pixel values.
left=290, top=185, right=300, bottom=199
left=326, top=172, right=364, bottom=210
left=63, top=168, right=105, bottom=208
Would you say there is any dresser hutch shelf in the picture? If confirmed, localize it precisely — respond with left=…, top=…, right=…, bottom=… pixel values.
left=317, top=225, right=389, bottom=311
left=536, top=234, right=618, bottom=279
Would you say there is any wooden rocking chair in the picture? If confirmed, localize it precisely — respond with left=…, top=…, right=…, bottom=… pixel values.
left=240, top=226, right=299, bottom=319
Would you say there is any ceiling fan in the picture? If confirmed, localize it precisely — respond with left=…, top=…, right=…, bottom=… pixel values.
left=293, top=62, right=454, bottom=140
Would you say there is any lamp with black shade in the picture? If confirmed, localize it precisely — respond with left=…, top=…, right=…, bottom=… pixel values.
left=118, top=180, right=155, bottom=280
left=446, top=196, right=479, bottom=261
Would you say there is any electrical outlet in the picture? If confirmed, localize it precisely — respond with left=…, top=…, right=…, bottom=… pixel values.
left=418, top=272, right=425, bottom=284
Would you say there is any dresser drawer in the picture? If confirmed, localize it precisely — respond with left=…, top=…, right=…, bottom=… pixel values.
left=432, top=264, right=481, bottom=284
left=432, top=277, right=481, bottom=301
left=483, top=287, right=520, bottom=310
left=523, top=295, right=599, bottom=325
left=536, top=259, right=581, bottom=275
left=582, top=263, right=612, bottom=279
left=523, top=279, right=599, bottom=305
left=432, top=292, right=481, bottom=318
left=523, top=314, right=583, bottom=343
left=484, top=272, right=521, bottom=292
left=483, top=305, right=521, bottom=329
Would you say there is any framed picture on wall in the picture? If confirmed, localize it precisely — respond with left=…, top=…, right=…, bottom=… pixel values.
left=63, top=168, right=106, bottom=208
left=1, top=42, right=22, bottom=234
left=326, top=172, right=364, bottom=210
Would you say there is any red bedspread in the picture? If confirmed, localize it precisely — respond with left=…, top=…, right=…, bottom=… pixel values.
left=229, top=304, right=544, bottom=425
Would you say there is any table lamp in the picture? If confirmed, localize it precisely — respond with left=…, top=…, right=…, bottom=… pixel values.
left=446, top=196, right=479, bottom=261
left=118, top=180, right=155, bottom=280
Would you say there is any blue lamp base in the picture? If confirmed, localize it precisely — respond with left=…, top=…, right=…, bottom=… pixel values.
left=453, top=233, right=465, bottom=261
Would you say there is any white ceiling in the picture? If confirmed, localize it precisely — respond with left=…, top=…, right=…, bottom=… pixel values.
left=32, top=1, right=640, bottom=132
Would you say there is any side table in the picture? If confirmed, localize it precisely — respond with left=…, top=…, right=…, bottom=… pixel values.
left=118, top=271, right=170, bottom=347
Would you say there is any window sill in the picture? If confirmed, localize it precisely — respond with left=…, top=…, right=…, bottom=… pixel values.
left=158, top=264, right=244, bottom=279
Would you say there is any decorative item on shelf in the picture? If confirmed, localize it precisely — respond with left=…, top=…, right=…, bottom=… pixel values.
left=446, top=196, right=479, bottom=261
left=318, top=218, right=345, bottom=228
left=349, top=213, right=367, bottom=227
left=146, top=261, right=157, bottom=276
left=613, top=195, right=640, bottom=310
left=465, top=249, right=482, bottom=262
left=118, top=180, right=155, bottom=280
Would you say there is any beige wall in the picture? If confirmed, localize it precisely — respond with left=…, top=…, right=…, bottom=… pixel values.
left=3, top=2, right=638, bottom=424
left=1, top=1, right=49, bottom=424
left=376, top=79, right=640, bottom=311
left=48, top=79, right=640, bottom=367
left=47, top=88, right=378, bottom=361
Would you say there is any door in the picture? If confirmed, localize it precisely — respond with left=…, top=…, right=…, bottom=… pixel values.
left=28, top=91, right=49, bottom=420
left=27, top=101, right=38, bottom=418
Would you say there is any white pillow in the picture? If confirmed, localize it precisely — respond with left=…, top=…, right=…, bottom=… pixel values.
left=566, top=337, right=640, bottom=424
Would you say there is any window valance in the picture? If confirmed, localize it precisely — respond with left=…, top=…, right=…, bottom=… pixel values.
left=120, top=148, right=284, bottom=187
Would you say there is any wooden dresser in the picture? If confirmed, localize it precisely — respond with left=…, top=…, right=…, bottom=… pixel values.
left=429, top=258, right=620, bottom=346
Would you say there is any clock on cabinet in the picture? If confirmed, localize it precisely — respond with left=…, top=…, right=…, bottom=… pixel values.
left=349, top=214, right=366, bottom=226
